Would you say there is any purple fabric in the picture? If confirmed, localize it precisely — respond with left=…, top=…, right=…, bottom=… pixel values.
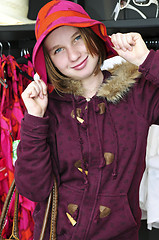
left=15, top=50, right=159, bottom=239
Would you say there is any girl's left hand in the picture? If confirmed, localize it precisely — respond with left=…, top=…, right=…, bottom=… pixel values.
left=111, top=32, right=150, bottom=66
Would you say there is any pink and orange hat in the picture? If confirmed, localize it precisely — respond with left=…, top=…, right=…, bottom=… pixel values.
left=32, top=0, right=117, bottom=84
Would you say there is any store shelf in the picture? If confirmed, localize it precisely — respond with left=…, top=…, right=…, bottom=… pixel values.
left=1, top=17, right=159, bottom=40
left=0, top=24, right=35, bottom=41
left=103, top=18, right=159, bottom=37
left=0, top=17, right=159, bottom=43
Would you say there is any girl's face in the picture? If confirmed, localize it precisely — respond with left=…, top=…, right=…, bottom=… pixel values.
left=44, top=26, right=99, bottom=81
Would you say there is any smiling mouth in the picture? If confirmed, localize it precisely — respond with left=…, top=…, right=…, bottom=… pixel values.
left=72, top=56, right=88, bottom=70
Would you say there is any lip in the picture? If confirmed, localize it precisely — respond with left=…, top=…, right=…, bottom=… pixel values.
left=72, top=56, right=88, bottom=70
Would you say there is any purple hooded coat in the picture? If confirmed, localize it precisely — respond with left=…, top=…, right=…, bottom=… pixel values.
left=15, top=50, right=159, bottom=240
left=14, top=1, right=159, bottom=240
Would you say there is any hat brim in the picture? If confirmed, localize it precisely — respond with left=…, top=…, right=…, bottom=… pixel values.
left=33, top=19, right=117, bottom=84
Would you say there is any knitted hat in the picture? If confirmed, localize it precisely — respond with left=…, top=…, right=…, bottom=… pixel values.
left=32, top=0, right=117, bottom=84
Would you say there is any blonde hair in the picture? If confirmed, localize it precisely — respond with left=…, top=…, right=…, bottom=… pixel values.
left=43, top=27, right=107, bottom=92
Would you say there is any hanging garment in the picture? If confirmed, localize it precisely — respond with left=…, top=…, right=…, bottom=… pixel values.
left=0, top=52, right=35, bottom=240
left=139, top=124, right=159, bottom=230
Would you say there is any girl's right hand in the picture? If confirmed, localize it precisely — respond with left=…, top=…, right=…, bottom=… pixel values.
left=21, top=79, right=48, bottom=117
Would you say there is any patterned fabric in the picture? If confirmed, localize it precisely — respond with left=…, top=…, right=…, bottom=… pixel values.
left=32, top=0, right=117, bottom=84
left=14, top=50, right=159, bottom=239
left=0, top=53, right=35, bottom=240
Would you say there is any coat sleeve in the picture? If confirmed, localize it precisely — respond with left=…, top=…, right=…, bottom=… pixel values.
left=132, top=49, right=159, bottom=125
left=139, top=49, right=159, bottom=86
left=14, top=112, right=54, bottom=202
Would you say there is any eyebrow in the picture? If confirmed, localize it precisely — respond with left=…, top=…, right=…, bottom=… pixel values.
left=49, top=44, right=61, bottom=53
left=71, top=30, right=81, bottom=39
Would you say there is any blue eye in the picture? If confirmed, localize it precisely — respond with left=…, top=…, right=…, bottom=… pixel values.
left=54, top=48, right=63, bottom=54
left=75, top=35, right=82, bottom=41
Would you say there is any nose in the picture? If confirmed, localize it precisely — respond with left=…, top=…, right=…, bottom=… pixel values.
left=67, top=46, right=81, bottom=62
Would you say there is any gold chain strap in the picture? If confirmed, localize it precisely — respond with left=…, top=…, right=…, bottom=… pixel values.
left=50, top=177, right=58, bottom=240
left=0, top=178, right=58, bottom=240
left=0, top=180, right=16, bottom=237
left=40, top=177, right=58, bottom=240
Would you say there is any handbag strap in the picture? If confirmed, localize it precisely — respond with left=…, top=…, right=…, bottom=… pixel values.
left=39, top=177, right=58, bottom=240
left=9, top=190, right=19, bottom=240
left=50, top=177, right=58, bottom=239
left=0, top=177, right=58, bottom=240
left=0, top=179, right=17, bottom=236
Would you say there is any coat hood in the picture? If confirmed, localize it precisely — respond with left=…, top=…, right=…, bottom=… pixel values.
left=32, top=0, right=117, bottom=84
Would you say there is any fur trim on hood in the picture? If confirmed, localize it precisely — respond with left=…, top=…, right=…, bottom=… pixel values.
left=97, top=61, right=141, bottom=103
left=60, top=62, right=142, bottom=103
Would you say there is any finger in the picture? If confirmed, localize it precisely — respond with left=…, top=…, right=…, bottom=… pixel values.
left=22, top=82, right=40, bottom=100
left=118, top=34, right=129, bottom=51
left=111, top=33, right=120, bottom=50
left=35, top=79, right=48, bottom=99
left=117, top=33, right=134, bottom=51
left=34, top=79, right=45, bottom=99
left=30, top=85, right=41, bottom=98
left=39, top=79, right=48, bottom=96
left=111, top=33, right=135, bottom=51
left=126, top=33, right=141, bottom=49
left=129, top=32, right=141, bottom=42
left=22, top=87, right=36, bottom=101
left=111, top=33, right=128, bottom=51
left=121, top=34, right=135, bottom=51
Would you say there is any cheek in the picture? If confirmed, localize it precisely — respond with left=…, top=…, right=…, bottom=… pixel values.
left=78, top=42, right=88, bottom=53
left=94, top=55, right=100, bottom=64
left=51, top=55, right=67, bottom=71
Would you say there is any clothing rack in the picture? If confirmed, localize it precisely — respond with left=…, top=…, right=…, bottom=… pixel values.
left=0, top=39, right=35, bottom=59
left=0, top=24, right=35, bottom=40
left=0, top=24, right=35, bottom=59
left=0, top=38, right=35, bottom=240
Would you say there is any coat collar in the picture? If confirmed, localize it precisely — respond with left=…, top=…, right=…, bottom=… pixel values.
left=97, top=61, right=141, bottom=103
left=56, top=62, right=142, bottom=103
